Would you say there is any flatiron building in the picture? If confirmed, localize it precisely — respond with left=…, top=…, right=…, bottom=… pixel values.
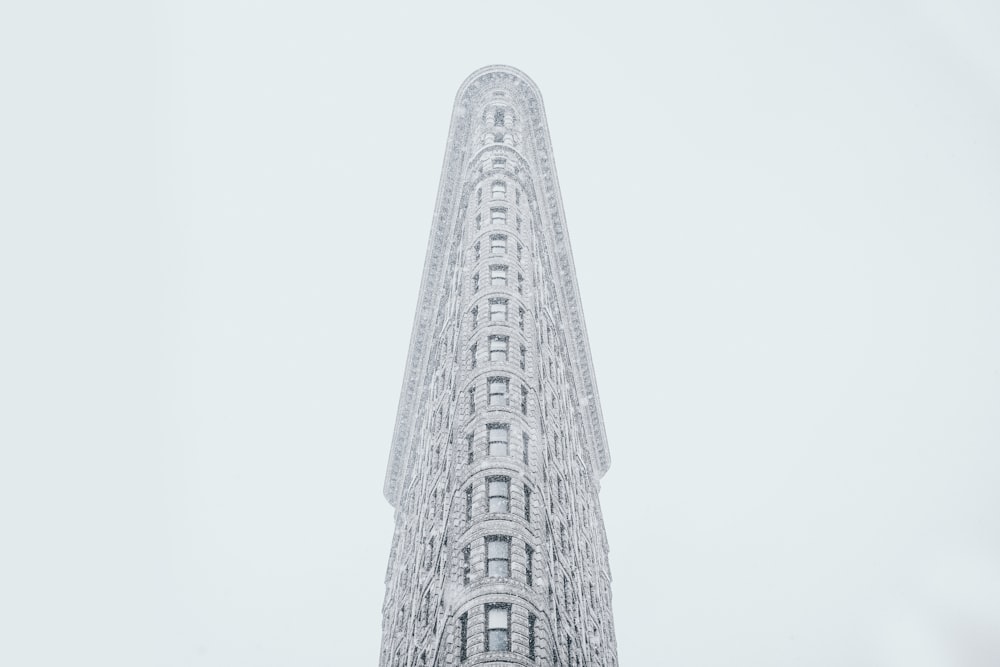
left=381, top=65, right=618, bottom=667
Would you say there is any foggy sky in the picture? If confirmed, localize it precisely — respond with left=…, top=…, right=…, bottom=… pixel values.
left=2, top=1, right=999, bottom=665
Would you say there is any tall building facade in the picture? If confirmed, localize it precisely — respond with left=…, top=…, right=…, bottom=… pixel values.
left=381, top=66, right=617, bottom=667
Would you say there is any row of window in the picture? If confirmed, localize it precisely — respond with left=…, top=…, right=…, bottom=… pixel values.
left=464, top=476, right=532, bottom=521
left=473, top=234, right=523, bottom=261
left=457, top=602, right=537, bottom=659
left=475, top=180, right=522, bottom=206
left=470, top=299, right=525, bottom=329
left=472, top=265, right=523, bottom=293
left=469, top=335, right=527, bottom=369
left=467, top=378, right=529, bottom=414
left=473, top=207, right=522, bottom=231
left=465, top=425, right=530, bottom=464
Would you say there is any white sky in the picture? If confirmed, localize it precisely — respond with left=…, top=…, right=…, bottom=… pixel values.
left=2, top=1, right=999, bottom=666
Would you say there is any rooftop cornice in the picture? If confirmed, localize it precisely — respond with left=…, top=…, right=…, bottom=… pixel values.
left=385, top=66, right=610, bottom=507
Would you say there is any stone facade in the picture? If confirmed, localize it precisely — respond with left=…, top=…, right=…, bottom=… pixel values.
left=380, top=66, right=618, bottom=667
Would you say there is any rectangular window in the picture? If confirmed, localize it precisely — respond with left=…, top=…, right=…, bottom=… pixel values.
left=465, top=486, right=473, bottom=521
left=467, top=433, right=474, bottom=464
left=516, top=242, right=522, bottom=261
left=528, top=613, right=536, bottom=660
left=475, top=213, right=481, bottom=229
left=485, top=537, right=510, bottom=578
left=471, top=305, right=478, bottom=328
left=487, top=476, right=510, bottom=513
left=516, top=188, right=521, bottom=205
left=470, top=343, right=477, bottom=368
left=516, top=215, right=522, bottom=231
left=490, top=264, right=507, bottom=286
left=493, top=157, right=506, bottom=169
left=520, top=345, right=527, bottom=370
left=521, top=385, right=529, bottom=415
left=474, top=241, right=480, bottom=260
left=522, top=433, right=529, bottom=464
left=487, top=423, right=509, bottom=456
left=492, top=181, right=506, bottom=200
left=477, top=188, right=482, bottom=204
left=494, top=108, right=505, bottom=127
left=468, top=387, right=476, bottom=415
left=462, top=545, right=471, bottom=585
left=459, top=612, right=468, bottom=660
left=526, top=544, right=534, bottom=586
left=489, top=298, right=508, bottom=322
left=518, top=307, right=525, bottom=331
left=486, top=604, right=511, bottom=652
left=491, top=207, right=506, bottom=225
left=517, top=273, right=523, bottom=294
left=488, top=335, right=508, bottom=362
left=472, top=272, right=479, bottom=292
left=488, top=377, right=509, bottom=407
left=490, top=234, right=506, bottom=255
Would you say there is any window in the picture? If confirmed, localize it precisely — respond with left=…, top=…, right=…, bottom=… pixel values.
left=490, top=234, right=506, bottom=255
left=485, top=603, right=511, bottom=651
left=522, top=433, right=530, bottom=464
left=516, top=188, right=521, bottom=205
left=494, top=132, right=504, bottom=143
left=477, top=188, right=482, bottom=205
left=526, top=544, right=534, bottom=586
left=524, top=484, right=531, bottom=520
left=472, top=273, right=479, bottom=292
left=487, top=476, right=510, bottom=512
left=459, top=613, right=469, bottom=661
left=516, top=215, right=522, bottom=231
left=465, top=486, right=473, bottom=521
left=491, top=207, right=506, bottom=225
left=494, top=108, right=505, bottom=127
left=487, top=423, right=509, bottom=456
left=492, top=181, right=506, bottom=200
left=468, top=387, right=476, bottom=414
left=528, top=613, right=536, bottom=660
left=489, top=298, right=508, bottom=322
left=490, top=265, right=507, bottom=287
left=485, top=537, right=510, bottom=578
left=521, top=385, right=529, bottom=415
left=462, top=545, right=471, bottom=585
left=520, top=345, right=527, bottom=370
left=488, top=377, right=509, bottom=407
left=518, top=307, right=525, bottom=331
left=488, top=335, right=508, bottom=362
left=475, top=213, right=481, bottom=229
left=516, top=242, right=522, bottom=261
left=471, top=305, right=478, bottom=327
left=467, top=433, right=474, bottom=464
left=517, top=273, right=524, bottom=294
left=470, top=343, right=477, bottom=368
left=474, top=241, right=480, bottom=260
left=493, top=157, right=506, bottom=169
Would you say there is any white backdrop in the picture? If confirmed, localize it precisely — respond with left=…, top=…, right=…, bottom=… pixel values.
left=2, top=1, right=999, bottom=665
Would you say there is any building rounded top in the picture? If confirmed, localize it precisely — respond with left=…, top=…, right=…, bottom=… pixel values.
left=454, top=65, right=545, bottom=106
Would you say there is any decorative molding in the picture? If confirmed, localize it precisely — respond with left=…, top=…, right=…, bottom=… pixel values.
left=385, top=65, right=610, bottom=507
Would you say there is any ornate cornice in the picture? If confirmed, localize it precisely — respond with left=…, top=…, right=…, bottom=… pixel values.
left=384, top=65, right=610, bottom=506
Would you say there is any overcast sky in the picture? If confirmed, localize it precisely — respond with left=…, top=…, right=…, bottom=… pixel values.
left=3, top=1, right=999, bottom=666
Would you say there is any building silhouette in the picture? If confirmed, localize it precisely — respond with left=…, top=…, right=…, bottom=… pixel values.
left=381, top=65, right=618, bottom=667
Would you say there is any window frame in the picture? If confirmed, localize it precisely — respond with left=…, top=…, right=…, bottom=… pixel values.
left=487, top=377, right=509, bottom=407
left=486, top=475, right=510, bottom=513
left=486, top=423, right=509, bottom=456
left=488, top=335, right=509, bottom=362
left=484, top=536, right=511, bottom=579
left=489, top=264, right=507, bottom=287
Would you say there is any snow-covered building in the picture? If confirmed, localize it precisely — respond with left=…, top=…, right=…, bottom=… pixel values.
left=381, top=65, right=618, bottom=667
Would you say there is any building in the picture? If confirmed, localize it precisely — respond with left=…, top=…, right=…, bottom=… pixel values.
left=381, top=65, right=618, bottom=667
